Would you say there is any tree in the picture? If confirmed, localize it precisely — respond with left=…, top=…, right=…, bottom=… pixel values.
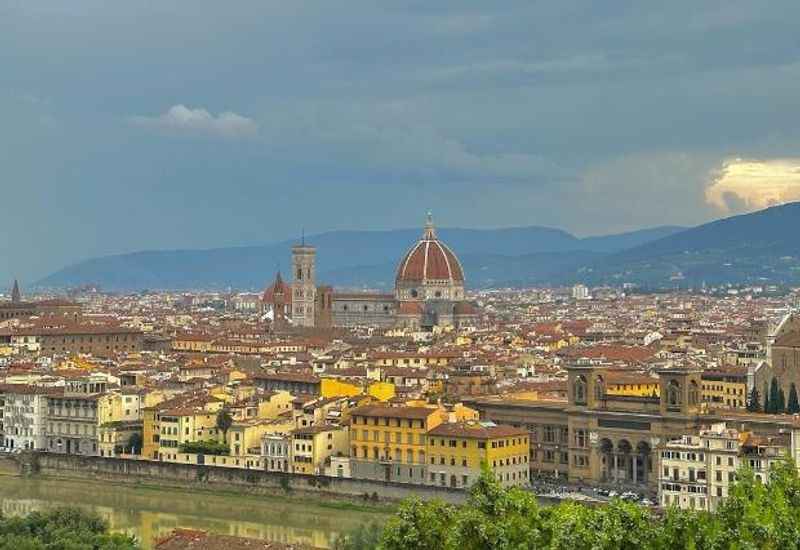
left=216, top=408, right=233, bottom=438
left=769, top=378, right=781, bottom=413
left=777, top=387, right=787, bottom=414
left=787, top=383, right=800, bottom=414
left=763, top=381, right=771, bottom=413
left=0, top=507, right=139, bottom=549
left=747, top=386, right=762, bottom=412
left=127, top=432, right=143, bottom=454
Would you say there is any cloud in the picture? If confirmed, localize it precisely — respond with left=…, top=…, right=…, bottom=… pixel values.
left=130, top=105, right=257, bottom=138
left=705, top=158, right=800, bottom=213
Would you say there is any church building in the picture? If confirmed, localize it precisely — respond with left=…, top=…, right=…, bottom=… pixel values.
left=261, top=215, right=478, bottom=330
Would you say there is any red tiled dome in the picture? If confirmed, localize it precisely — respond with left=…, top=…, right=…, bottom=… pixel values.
left=261, top=272, right=292, bottom=305
left=453, top=302, right=476, bottom=315
left=396, top=219, right=464, bottom=284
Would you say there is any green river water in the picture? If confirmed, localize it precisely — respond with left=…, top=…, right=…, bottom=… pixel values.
left=0, top=475, right=389, bottom=549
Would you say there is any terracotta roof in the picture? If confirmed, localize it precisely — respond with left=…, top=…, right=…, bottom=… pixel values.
left=396, top=219, right=464, bottom=283
left=428, top=421, right=527, bottom=440
left=261, top=272, right=292, bottom=305
left=350, top=404, right=437, bottom=419
left=155, top=529, right=310, bottom=550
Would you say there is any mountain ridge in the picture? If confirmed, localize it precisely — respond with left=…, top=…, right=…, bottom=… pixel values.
left=37, top=225, right=684, bottom=290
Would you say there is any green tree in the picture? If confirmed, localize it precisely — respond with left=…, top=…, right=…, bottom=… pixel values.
left=216, top=408, right=233, bottom=438
left=769, top=378, right=781, bottom=413
left=0, top=507, right=139, bottom=550
left=747, top=386, right=761, bottom=412
left=763, top=381, right=771, bottom=413
left=778, top=387, right=787, bottom=413
left=380, top=498, right=455, bottom=550
left=788, top=383, right=800, bottom=414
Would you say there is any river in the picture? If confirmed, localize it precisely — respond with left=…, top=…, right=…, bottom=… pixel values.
left=0, top=475, right=389, bottom=549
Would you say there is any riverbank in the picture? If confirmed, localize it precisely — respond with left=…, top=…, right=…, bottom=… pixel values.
left=0, top=474, right=389, bottom=549
left=18, top=453, right=471, bottom=505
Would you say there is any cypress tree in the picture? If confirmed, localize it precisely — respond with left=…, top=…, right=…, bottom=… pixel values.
left=788, top=383, right=800, bottom=414
left=769, top=378, right=781, bottom=414
left=778, top=387, right=787, bottom=413
left=747, top=386, right=762, bottom=412
left=764, top=382, right=771, bottom=413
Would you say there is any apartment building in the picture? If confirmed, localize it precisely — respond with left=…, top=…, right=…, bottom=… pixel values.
left=658, top=422, right=795, bottom=511
left=0, top=385, right=61, bottom=451
left=45, top=393, right=100, bottom=455
left=426, top=421, right=529, bottom=488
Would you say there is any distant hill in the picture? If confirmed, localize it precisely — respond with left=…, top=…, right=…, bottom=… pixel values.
left=36, top=225, right=683, bottom=291
left=576, top=202, right=800, bottom=286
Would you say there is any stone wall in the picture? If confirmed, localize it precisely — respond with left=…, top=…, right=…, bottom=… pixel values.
left=32, top=454, right=469, bottom=504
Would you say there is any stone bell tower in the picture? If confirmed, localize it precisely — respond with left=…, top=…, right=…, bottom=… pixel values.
left=291, top=236, right=316, bottom=328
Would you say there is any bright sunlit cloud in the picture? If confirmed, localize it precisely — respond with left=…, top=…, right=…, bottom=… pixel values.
left=705, top=158, right=800, bottom=213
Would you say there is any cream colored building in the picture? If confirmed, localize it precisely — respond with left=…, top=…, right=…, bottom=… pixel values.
left=658, top=422, right=795, bottom=511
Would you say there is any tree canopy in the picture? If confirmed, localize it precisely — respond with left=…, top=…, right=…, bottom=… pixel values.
left=0, top=507, right=139, bottom=550
left=336, top=460, right=800, bottom=550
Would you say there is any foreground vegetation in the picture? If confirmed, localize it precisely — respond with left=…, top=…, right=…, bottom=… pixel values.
left=335, top=460, right=800, bottom=550
left=0, top=508, right=138, bottom=549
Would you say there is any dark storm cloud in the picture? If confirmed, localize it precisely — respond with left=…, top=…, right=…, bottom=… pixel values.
left=2, top=1, right=800, bottom=282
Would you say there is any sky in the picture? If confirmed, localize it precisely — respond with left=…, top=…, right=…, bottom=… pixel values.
left=3, top=1, right=800, bottom=284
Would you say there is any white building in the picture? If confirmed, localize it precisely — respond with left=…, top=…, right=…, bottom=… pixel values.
left=572, top=284, right=590, bottom=300
left=1, top=386, right=60, bottom=451
left=658, top=422, right=797, bottom=511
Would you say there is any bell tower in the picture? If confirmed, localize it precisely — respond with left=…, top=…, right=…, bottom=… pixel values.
left=292, top=236, right=316, bottom=328
left=11, top=279, right=21, bottom=303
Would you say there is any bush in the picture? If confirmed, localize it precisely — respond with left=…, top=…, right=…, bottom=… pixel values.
left=179, top=440, right=229, bottom=455
left=0, top=507, right=139, bottom=549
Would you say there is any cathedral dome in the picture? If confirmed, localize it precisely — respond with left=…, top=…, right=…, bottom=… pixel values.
left=395, top=215, right=464, bottom=286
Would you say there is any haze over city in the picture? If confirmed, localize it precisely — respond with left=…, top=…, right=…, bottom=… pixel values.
left=4, top=2, right=800, bottom=284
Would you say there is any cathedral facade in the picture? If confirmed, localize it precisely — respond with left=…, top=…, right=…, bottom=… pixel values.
left=261, top=216, right=477, bottom=330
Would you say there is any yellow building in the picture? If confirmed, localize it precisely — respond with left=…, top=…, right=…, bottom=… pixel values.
left=97, top=389, right=144, bottom=457
left=701, top=368, right=747, bottom=409
left=606, top=375, right=660, bottom=397
left=290, top=424, right=349, bottom=475
left=347, top=403, right=477, bottom=484
left=349, top=405, right=442, bottom=484
left=142, top=393, right=224, bottom=461
left=426, top=421, right=529, bottom=488
left=320, top=378, right=395, bottom=402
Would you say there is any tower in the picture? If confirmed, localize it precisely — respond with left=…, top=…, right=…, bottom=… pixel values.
left=271, top=271, right=287, bottom=332
left=292, top=241, right=316, bottom=327
left=11, top=279, right=21, bottom=303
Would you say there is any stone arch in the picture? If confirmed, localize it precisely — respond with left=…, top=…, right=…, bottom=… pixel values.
left=667, top=380, right=681, bottom=406
left=574, top=375, right=587, bottom=405
left=594, top=375, right=606, bottom=401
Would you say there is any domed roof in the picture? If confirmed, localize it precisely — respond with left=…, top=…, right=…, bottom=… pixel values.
left=453, top=302, right=477, bottom=316
left=261, top=271, right=292, bottom=304
left=396, top=214, right=464, bottom=284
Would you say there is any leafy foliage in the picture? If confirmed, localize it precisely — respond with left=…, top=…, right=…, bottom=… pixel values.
left=337, top=460, right=800, bottom=550
left=0, top=507, right=139, bottom=549
left=179, top=439, right=229, bottom=455
left=216, top=409, right=234, bottom=436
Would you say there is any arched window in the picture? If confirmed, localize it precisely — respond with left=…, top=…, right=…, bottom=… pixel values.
left=688, top=380, right=699, bottom=405
left=595, top=375, right=606, bottom=401
left=667, top=380, right=681, bottom=406
left=574, top=375, right=587, bottom=404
